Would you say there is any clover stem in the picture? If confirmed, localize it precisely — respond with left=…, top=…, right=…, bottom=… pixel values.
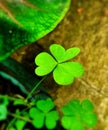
left=8, top=112, right=32, bottom=123
left=26, top=76, right=46, bottom=100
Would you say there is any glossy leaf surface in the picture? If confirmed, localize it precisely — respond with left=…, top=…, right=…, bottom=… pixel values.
left=50, top=44, right=80, bottom=63
left=53, top=62, right=84, bottom=85
left=35, top=52, right=57, bottom=76
left=0, top=0, right=71, bottom=61
left=35, top=44, right=84, bottom=85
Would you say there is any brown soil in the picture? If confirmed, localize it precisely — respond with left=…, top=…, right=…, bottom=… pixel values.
left=11, top=0, right=108, bottom=130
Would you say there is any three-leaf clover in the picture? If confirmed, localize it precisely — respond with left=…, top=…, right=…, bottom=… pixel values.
left=35, top=44, right=84, bottom=85
left=61, top=99, right=98, bottom=130
left=29, top=98, right=59, bottom=129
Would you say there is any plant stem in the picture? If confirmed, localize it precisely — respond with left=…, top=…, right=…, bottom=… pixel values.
left=8, top=112, right=32, bottom=123
left=0, top=94, right=25, bottom=102
left=26, top=76, right=46, bottom=100
left=6, top=118, right=16, bottom=130
left=0, top=94, right=34, bottom=108
left=6, top=107, right=32, bottom=130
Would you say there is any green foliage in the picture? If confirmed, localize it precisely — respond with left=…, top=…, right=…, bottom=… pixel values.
left=35, top=44, right=84, bottom=85
left=0, top=95, right=9, bottom=121
left=61, top=99, right=98, bottom=130
left=0, top=94, right=97, bottom=130
left=0, top=0, right=97, bottom=129
left=0, top=0, right=71, bottom=61
left=29, top=98, right=59, bottom=129
left=0, top=42, right=97, bottom=130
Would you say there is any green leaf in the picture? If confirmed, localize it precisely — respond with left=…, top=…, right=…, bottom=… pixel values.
left=46, top=111, right=59, bottom=129
left=62, top=105, right=72, bottom=116
left=32, top=116, right=44, bottom=129
left=70, top=117, right=84, bottom=130
left=62, top=116, right=84, bottom=130
left=15, top=119, right=26, bottom=130
left=35, top=52, right=57, bottom=76
left=81, top=112, right=98, bottom=127
left=62, top=100, right=81, bottom=116
left=61, top=99, right=98, bottom=130
left=81, top=100, right=94, bottom=111
left=46, top=117, right=57, bottom=129
left=13, top=99, right=26, bottom=106
left=0, top=104, right=8, bottom=121
left=50, top=44, right=80, bottom=63
left=36, top=98, right=55, bottom=113
left=35, top=44, right=84, bottom=85
left=29, top=99, right=58, bottom=129
left=0, top=0, right=71, bottom=61
left=53, top=63, right=74, bottom=85
left=66, top=62, right=84, bottom=77
left=47, top=111, right=59, bottom=121
left=50, top=44, right=66, bottom=63
left=2, top=95, right=9, bottom=106
left=29, top=107, right=41, bottom=118
left=64, top=47, right=80, bottom=61
left=68, top=100, right=81, bottom=113
left=53, top=62, right=84, bottom=85
left=61, top=116, right=72, bottom=129
left=29, top=107, right=44, bottom=129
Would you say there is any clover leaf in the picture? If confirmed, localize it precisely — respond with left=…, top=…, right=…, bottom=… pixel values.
left=35, top=52, right=57, bottom=76
left=29, top=98, right=59, bottom=129
left=50, top=44, right=80, bottom=63
left=35, top=44, right=84, bottom=85
left=61, top=99, right=98, bottom=130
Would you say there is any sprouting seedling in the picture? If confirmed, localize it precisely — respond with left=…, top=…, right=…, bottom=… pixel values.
left=35, top=44, right=84, bottom=85
left=61, top=99, right=98, bottom=130
left=29, top=98, right=59, bottom=129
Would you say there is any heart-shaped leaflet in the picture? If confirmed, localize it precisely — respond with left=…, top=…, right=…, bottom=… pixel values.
left=53, top=62, right=84, bottom=85
left=36, top=98, right=54, bottom=113
left=50, top=44, right=80, bottom=63
left=35, top=52, right=57, bottom=76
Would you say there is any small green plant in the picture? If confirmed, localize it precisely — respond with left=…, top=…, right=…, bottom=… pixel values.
left=61, top=99, right=98, bottom=130
left=35, top=44, right=84, bottom=85
left=0, top=95, right=97, bottom=130
left=0, top=44, right=97, bottom=130
left=29, top=98, right=59, bottom=129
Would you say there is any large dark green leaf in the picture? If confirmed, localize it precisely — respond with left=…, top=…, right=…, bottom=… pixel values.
left=0, top=0, right=71, bottom=61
